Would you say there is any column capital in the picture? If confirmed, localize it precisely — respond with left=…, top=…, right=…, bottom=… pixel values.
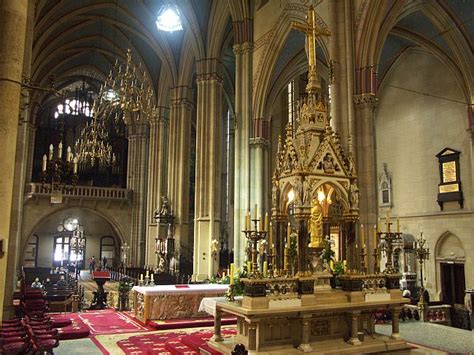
left=233, top=42, right=253, bottom=55
left=353, top=93, right=378, bottom=108
left=149, top=106, right=168, bottom=124
left=249, top=137, right=269, bottom=148
left=170, top=86, right=194, bottom=110
left=196, top=58, right=223, bottom=84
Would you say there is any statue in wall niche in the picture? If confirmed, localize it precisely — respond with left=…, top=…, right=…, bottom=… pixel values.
left=271, top=182, right=280, bottom=210
left=309, top=199, right=323, bottom=247
left=158, top=255, right=166, bottom=273
left=349, top=179, right=360, bottom=210
left=322, top=153, right=335, bottom=173
left=159, top=195, right=170, bottom=216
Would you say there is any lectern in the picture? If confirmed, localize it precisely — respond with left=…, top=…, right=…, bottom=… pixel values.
left=90, top=270, right=110, bottom=310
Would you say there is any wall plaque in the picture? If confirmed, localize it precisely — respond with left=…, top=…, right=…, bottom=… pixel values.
left=436, top=148, right=463, bottom=210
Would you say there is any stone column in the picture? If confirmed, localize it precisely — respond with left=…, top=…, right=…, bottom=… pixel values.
left=347, top=311, right=362, bottom=345
left=353, top=94, right=378, bottom=272
left=127, top=122, right=149, bottom=265
left=298, top=314, right=313, bottom=352
left=193, top=58, right=223, bottom=280
left=167, top=86, right=193, bottom=265
left=233, top=39, right=253, bottom=267
left=145, top=107, right=168, bottom=266
left=0, top=0, right=28, bottom=321
left=391, top=306, right=401, bottom=339
left=250, top=118, right=269, bottom=222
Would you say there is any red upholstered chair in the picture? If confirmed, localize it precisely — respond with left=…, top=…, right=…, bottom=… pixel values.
left=26, top=326, right=59, bottom=354
left=0, top=338, right=29, bottom=355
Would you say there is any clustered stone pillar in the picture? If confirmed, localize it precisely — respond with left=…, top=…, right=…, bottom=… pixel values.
left=145, top=107, right=168, bottom=266
left=353, top=93, right=378, bottom=272
left=233, top=38, right=253, bottom=267
left=193, top=58, right=223, bottom=280
left=127, top=122, right=149, bottom=266
left=167, top=86, right=193, bottom=264
left=0, top=0, right=28, bottom=321
left=250, top=118, right=269, bottom=223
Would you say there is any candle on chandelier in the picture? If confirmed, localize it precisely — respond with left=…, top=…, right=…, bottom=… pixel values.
left=49, top=144, right=54, bottom=160
left=66, top=146, right=72, bottom=162
left=73, top=157, right=78, bottom=174
left=58, top=142, right=63, bottom=158
left=42, top=154, right=47, bottom=172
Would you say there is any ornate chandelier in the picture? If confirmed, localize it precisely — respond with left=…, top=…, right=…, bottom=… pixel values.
left=54, top=80, right=94, bottom=120
left=74, top=113, right=116, bottom=170
left=99, top=49, right=154, bottom=123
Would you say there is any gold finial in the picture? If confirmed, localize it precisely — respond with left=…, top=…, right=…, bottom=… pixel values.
left=291, top=6, right=331, bottom=95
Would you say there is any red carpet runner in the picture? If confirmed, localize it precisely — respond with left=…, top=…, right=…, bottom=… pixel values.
left=117, top=328, right=236, bottom=354
left=78, top=309, right=151, bottom=334
left=147, top=315, right=237, bottom=330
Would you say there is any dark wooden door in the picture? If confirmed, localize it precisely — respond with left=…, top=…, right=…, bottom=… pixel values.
left=440, top=262, right=465, bottom=305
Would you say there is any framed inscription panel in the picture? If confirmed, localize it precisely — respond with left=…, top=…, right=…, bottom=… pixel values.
left=436, top=148, right=463, bottom=210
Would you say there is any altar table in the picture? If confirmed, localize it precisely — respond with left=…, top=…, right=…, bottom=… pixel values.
left=133, top=284, right=228, bottom=322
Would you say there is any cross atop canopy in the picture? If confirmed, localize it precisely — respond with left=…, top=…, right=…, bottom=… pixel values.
left=291, top=6, right=330, bottom=94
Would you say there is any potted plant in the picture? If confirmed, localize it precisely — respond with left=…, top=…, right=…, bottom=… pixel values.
left=118, top=278, right=134, bottom=311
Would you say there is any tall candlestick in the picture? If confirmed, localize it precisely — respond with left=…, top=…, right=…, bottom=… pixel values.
left=229, top=263, right=234, bottom=285
left=287, top=222, right=291, bottom=245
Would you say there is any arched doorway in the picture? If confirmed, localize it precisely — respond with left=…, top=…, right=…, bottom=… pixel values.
left=23, top=207, right=121, bottom=270
left=435, top=232, right=466, bottom=305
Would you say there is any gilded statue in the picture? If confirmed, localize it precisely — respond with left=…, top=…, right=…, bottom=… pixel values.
left=309, top=199, right=323, bottom=247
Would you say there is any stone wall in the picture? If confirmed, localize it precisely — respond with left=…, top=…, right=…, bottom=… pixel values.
left=376, top=48, right=473, bottom=300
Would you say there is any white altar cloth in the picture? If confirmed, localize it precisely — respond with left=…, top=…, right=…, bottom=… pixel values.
left=199, top=296, right=242, bottom=317
left=133, top=284, right=228, bottom=296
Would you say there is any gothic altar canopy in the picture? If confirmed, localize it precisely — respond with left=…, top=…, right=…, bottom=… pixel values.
left=271, top=6, right=360, bottom=269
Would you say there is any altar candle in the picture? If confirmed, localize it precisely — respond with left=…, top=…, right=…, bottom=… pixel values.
left=397, top=218, right=400, bottom=233
left=330, top=259, right=334, bottom=271
left=360, top=224, right=365, bottom=247
left=374, top=224, right=378, bottom=247
left=264, top=213, right=269, bottom=232
left=151, top=273, right=154, bottom=281
left=229, top=263, right=234, bottom=285
left=247, top=261, right=252, bottom=273
left=254, top=204, right=258, bottom=220
left=284, top=245, right=288, bottom=270
left=343, top=260, right=347, bottom=272
left=140, top=274, right=144, bottom=281
left=269, top=222, right=273, bottom=247
left=146, top=270, right=149, bottom=277
left=259, top=215, right=263, bottom=231
left=245, top=212, right=251, bottom=230
left=263, top=261, right=268, bottom=277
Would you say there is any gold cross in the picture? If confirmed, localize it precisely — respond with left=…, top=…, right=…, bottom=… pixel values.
left=291, top=6, right=331, bottom=93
